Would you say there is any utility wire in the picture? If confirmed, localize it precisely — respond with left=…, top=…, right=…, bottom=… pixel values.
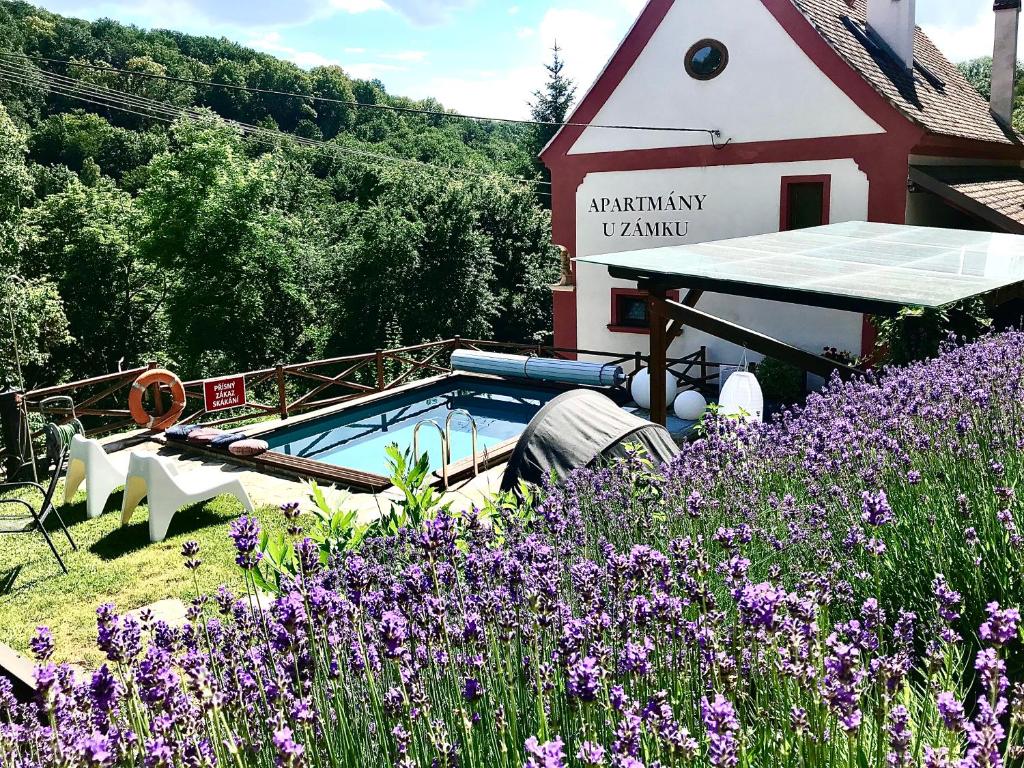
left=0, top=60, right=554, bottom=194
left=0, top=62, right=552, bottom=196
left=0, top=49, right=724, bottom=143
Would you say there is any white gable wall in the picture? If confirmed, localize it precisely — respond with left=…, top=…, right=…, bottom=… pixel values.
left=574, top=160, right=869, bottom=367
left=569, top=0, right=884, bottom=155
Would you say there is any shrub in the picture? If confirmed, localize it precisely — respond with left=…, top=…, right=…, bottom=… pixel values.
left=3, top=332, right=1024, bottom=768
left=753, top=357, right=804, bottom=404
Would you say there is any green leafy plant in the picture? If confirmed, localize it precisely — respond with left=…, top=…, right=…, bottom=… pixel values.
left=755, top=357, right=804, bottom=404
left=872, top=298, right=992, bottom=365
left=250, top=442, right=452, bottom=592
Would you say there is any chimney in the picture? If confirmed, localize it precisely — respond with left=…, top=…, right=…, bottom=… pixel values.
left=867, top=0, right=917, bottom=71
left=991, top=0, right=1021, bottom=126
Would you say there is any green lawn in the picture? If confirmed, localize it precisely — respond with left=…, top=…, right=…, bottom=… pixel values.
left=0, top=484, right=287, bottom=668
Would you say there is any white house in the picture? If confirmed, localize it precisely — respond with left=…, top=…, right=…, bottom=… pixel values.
left=542, top=0, right=1024, bottom=365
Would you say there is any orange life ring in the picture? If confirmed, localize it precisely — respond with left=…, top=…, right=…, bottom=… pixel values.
left=129, top=369, right=186, bottom=431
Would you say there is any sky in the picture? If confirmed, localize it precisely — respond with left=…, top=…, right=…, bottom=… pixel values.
left=30, top=0, right=1015, bottom=120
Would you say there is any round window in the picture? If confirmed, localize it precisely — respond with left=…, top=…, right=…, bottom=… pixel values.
left=685, top=39, right=729, bottom=81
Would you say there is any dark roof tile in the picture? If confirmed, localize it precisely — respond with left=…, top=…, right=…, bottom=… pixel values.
left=794, top=0, right=1023, bottom=145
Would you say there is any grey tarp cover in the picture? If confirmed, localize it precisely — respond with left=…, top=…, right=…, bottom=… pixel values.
left=501, top=389, right=679, bottom=492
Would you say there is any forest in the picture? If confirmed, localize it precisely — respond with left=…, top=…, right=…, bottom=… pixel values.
left=0, top=0, right=562, bottom=390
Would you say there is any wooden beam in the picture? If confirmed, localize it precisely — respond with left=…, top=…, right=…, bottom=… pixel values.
left=648, top=296, right=862, bottom=380
left=648, top=286, right=669, bottom=426
left=615, top=266, right=906, bottom=316
left=665, top=288, right=703, bottom=340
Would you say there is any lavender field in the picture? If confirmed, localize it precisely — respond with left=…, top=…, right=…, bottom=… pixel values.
left=4, top=333, right=1024, bottom=768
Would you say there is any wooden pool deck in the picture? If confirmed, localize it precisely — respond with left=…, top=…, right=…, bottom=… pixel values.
left=101, top=430, right=505, bottom=522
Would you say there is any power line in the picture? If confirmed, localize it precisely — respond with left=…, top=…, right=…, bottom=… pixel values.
left=0, top=60, right=554, bottom=195
left=0, top=49, right=724, bottom=143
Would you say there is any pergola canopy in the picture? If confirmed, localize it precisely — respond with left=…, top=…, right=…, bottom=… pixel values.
left=576, top=221, right=1024, bottom=315
left=576, top=221, right=1024, bottom=426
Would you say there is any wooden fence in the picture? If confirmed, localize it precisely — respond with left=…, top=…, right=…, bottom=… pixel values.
left=1, top=338, right=719, bottom=475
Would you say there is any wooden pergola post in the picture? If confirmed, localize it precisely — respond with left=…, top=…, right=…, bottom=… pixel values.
left=647, top=285, right=669, bottom=426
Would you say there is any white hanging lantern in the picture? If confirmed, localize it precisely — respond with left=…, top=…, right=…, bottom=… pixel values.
left=673, top=389, right=707, bottom=421
left=719, top=370, right=764, bottom=423
left=630, top=367, right=679, bottom=411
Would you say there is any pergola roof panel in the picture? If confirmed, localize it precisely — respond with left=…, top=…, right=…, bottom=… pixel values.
left=576, top=222, right=1024, bottom=314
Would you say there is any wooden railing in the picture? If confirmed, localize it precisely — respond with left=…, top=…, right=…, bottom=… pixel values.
left=2, top=338, right=721, bottom=473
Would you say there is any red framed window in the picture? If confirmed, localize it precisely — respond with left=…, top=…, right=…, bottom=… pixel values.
left=780, top=175, right=831, bottom=231
left=608, top=288, right=680, bottom=335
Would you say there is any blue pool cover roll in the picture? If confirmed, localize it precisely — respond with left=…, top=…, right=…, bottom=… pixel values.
left=450, top=349, right=625, bottom=388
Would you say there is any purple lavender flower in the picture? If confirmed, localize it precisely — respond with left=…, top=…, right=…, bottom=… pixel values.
left=737, top=581, right=786, bottom=631
left=462, top=678, right=482, bottom=703
left=887, top=705, right=912, bottom=767
left=379, top=610, right=408, bottom=659
left=29, top=626, right=54, bottom=662
left=861, top=490, right=893, bottom=527
left=273, top=724, right=305, bottom=767
left=523, top=736, right=566, bottom=768
left=180, top=540, right=201, bottom=571
left=979, top=602, right=1020, bottom=647
left=975, top=648, right=1008, bottom=698
left=281, top=501, right=302, bottom=535
left=229, top=516, right=263, bottom=570
left=932, top=574, right=961, bottom=624
left=576, top=741, right=606, bottom=766
left=936, top=691, right=966, bottom=732
left=822, top=633, right=865, bottom=733
left=923, top=746, right=952, bottom=768
left=701, top=694, right=740, bottom=768
left=567, top=655, right=601, bottom=702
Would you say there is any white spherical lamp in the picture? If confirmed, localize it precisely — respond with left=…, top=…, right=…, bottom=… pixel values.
left=719, top=370, right=764, bottom=423
left=630, top=368, right=678, bottom=410
left=674, top=389, right=707, bottom=421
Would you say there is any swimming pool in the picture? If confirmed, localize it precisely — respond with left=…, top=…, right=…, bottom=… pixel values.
left=242, top=375, right=576, bottom=487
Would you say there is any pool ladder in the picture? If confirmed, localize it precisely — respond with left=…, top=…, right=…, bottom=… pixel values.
left=411, top=409, right=479, bottom=489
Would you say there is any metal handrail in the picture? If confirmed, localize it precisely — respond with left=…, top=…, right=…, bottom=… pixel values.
left=412, top=419, right=449, bottom=489
left=445, top=409, right=479, bottom=478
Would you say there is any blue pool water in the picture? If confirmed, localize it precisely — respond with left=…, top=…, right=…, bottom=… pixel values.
left=263, top=380, right=562, bottom=477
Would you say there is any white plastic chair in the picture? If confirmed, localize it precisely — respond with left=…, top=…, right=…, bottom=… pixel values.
left=64, top=435, right=135, bottom=519
left=121, top=454, right=255, bottom=543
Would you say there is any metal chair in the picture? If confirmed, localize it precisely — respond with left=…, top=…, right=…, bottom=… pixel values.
left=0, top=438, right=77, bottom=574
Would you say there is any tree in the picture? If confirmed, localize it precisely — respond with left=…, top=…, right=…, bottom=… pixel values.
left=25, top=174, right=163, bottom=375
left=959, top=57, right=994, bottom=100
left=958, top=56, right=1024, bottom=131
left=0, top=276, right=72, bottom=389
left=529, top=43, right=577, bottom=170
left=138, top=115, right=321, bottom=377
left=0, top=103, right=33, bottom=280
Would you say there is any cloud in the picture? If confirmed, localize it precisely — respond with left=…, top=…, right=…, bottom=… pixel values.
left=343, top=62, right=408, bottom=80
left=330, top=0, right=388, bottom=12
left=248, top=31, right=341, bottom=69
left=36, top=0, right=457, bottom=32
left=383, top=50, right=429, bottom=62
left=408, top=5, right=627, bottom=120
left=536, top=7, right=622, bottom=93
left=383, top=0, right=474, bottom=25
left=922, top=6, right=997, bottom=63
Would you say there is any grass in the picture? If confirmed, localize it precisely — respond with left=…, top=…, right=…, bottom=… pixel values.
left=0, top=483, right=287, bottom=668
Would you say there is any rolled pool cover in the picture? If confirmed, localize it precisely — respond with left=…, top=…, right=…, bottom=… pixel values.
left=451, top=349, right=625, bottom=388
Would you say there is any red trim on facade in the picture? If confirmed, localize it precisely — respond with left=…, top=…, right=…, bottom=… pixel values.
left=779, top=174, right=832, bottom=230
left=860, top=315, right=878, bottom=359
left=540, top=0, right=675, bottom=163
left=609, top=288, right=679, bottom=334
left=551, top=287, right=578, bottom=354
left=912, top=133, right=1024, bottom=161
left=541, top=0, right=956, bottom=357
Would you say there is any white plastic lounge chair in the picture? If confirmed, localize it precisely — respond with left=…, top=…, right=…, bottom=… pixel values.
left=64, top=435, right=135, bottom=519
left=121, top=453, right=255, bottom=542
